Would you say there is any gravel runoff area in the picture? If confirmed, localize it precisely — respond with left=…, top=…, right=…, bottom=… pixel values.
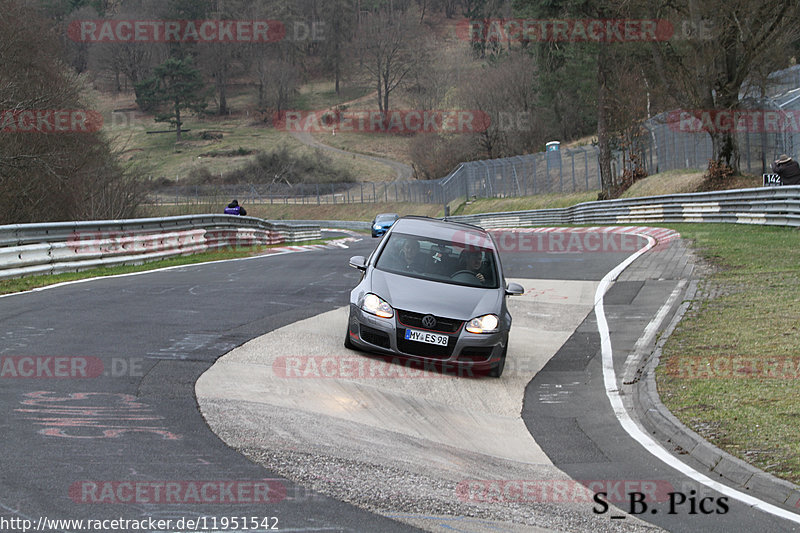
left=196, top=279, right=663, bottom=533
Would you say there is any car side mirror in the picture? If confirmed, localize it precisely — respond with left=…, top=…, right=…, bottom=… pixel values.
left=349, top=256, right=367, bottom=271
left=505, top=282, right=524, bottom=296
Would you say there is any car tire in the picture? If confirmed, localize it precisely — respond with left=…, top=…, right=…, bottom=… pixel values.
left=487, top=345, right=507, bottom=378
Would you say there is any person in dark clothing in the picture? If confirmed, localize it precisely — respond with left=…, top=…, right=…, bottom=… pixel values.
left=396, top=238, right=425, bottom=272
left=460, top=249, right=487, bottom=284
left=771, top=154, right=800, bottom=185
left=384, top=237, right=428, bottom=274
left=224, top=199, right=247, bottom=216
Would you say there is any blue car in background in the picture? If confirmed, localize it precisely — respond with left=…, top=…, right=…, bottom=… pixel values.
left=371, top=213, right=400, bottom=237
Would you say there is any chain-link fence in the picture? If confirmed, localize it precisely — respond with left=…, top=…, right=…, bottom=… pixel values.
left=147, top=181, right=447, bottom=206
left=149, top=66, right=800, bottom=208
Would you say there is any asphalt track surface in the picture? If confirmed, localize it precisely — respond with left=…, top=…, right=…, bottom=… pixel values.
left=0, top=242, right=416, bottom=532
left=0, top=230, right=798, bottom=532
left=520, top=237, right=799, bottom=533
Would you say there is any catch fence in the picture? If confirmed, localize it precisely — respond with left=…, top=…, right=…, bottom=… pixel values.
left=149, top=66, right=800, bottom=208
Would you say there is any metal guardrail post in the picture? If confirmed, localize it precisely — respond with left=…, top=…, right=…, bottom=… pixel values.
left=583, top=147, right=589, bottom=191
left=570, top=150, right=576, bottom=191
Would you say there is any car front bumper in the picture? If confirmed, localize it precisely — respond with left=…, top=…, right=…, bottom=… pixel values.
left=347, top=304, right=506, bottom=371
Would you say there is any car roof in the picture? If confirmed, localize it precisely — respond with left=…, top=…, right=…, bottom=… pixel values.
left=390, top=216, right=495, bottom=248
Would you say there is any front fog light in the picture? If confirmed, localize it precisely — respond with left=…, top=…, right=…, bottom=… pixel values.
left=466, top=314, right=499, bottom=334
left=362, top=293, right=394, bottom=318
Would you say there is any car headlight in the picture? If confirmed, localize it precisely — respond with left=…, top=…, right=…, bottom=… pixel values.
left=466, top=314, right=499, bottom=334
left=373, top=224, right=381, bottom=230
left=362, top=293, right=394, bottom=318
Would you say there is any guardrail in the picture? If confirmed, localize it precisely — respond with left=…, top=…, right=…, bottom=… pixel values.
left=0, top=215, right=320, bottom=281
left=285, top=220, right=372, bottom=232
left=4, top=187, right=797, bottom=281
left=445, top=186, right=800, bottom=229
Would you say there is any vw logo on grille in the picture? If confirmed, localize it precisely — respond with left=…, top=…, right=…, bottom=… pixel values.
left=421, top=315, right=437, bottom=329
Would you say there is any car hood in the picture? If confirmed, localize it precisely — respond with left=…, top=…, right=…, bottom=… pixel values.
left=369, top=269, right=502, bottom=320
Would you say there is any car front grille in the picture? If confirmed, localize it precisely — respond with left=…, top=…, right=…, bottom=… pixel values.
left=396, top=310, right=463, bottom=334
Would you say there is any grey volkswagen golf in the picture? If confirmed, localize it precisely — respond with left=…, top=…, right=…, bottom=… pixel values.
left=345, top=216, right=524, bottom=377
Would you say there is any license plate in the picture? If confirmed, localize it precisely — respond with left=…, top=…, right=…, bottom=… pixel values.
left=404, top=328, right=448, bottom=346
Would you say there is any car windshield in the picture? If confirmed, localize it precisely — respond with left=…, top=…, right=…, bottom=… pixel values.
left=375, top=214, right=398, bottom=223
left=375, top=232, right=499, bottom=288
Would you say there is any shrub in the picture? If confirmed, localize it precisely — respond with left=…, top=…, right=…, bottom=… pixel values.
left=701, top=159, right=736, bottom=190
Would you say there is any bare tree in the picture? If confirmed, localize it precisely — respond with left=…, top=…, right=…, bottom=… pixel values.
left=88, top=1, right=167, bottom=94
left=460, top=0, right=509, bottom=58
left=1, top=0, right=144, bottom=223
left=650, top=0, right=800, bottom=171
left=406, top=46, right=471, bottom=111
left=254, top=56, right=300, bottom=113
left=514, top=0, right=653, bottom=197
left=443, top=0, right=459, bottom=18
left=459, top=51, right=542, bottom=158
left=353, top=8, right=430, bottom=114
left=241, top=0, right=310, bottom=107
left=320, top=0, right=357, bottom=95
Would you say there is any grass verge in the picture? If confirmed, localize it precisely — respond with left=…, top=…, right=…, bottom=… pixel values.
left=655, top=223, right=800, bottom=483
left=98, top=88, right=396, bottom=182
left=454, top=192, right=600, bottom=215
left=308, top=130, right=416, bottom=167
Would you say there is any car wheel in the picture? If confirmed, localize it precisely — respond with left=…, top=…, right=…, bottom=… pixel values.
left=487, top=345, right=507, bottom=378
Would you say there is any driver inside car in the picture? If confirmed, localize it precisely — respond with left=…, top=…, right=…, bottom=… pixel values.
left=460, top=249, right=487, bottom=284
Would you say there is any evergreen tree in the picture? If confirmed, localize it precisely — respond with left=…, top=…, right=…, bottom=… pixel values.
left=135, top=57, right=209, bottom=141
